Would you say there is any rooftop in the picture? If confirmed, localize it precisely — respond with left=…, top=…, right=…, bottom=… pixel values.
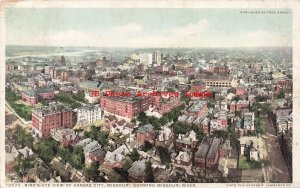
left=137, top=124, right=154, bottom=134
left=34, top=102, right=72, bottom=115
left=187, top=101, right=207, bottom=112
left=128, top=159, right=147, bottom=177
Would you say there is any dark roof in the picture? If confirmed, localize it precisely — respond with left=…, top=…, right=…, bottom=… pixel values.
left=36, top=87, right=54, bottom=94
left=192, top=80, right=206, bottom=86
left=137, top=124, right=154, bottom=133
left=127, top=159, right=146, bottom=177
left=23, top=90, right=36, bottom=97
left=195, top=138, right=211, bottom=158
left=134, top=75, right=145, bottom=80
left=116, top=119, right=126, bottom=126
left=107, top=115, right=118, bottom=122
left=89, top=148, right=106, bottom=156
left=207, top=138, right=221, bottom=159
left=5, top=114, right=18, bottom=125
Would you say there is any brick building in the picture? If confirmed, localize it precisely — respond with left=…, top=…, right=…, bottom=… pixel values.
left=128, top=159, right=147, bottom=182
left=22, top=87, right=55, bottom=106
left=194, top=138, right=221, bottom=170
left=191, top=80, right=206, bottom=92
left=32, top=102, right=73, bottom=137
left=186, top=101, right=208, bottom=117
left=236, top=84, right=248, bottom=96
left=100, top=95, right=149, bottom=119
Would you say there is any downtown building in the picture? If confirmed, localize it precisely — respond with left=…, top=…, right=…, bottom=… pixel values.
left=32, top=102, right=73, bottom=137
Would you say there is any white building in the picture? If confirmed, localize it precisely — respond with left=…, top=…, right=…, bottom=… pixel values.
left=77, top=104, right=101, bottom=125
left=153, top=51, right=162, bottom=66
left=140, top=53, right=153, bottom=67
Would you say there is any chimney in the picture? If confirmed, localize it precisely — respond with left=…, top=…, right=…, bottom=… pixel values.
left=122, top=148, right=126, bottom=155
left=114, top=154, right=117, bottom=161
left=25, top=149, right=29, bottom=158
left=53, top=170, right=57, bottom=177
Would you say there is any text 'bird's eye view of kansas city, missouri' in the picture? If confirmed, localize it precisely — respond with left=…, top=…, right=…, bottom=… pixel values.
left=3, top=6, right=295, bottom=185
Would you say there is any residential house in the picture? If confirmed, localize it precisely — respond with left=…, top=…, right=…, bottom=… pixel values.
left=175, top=130, right=198, bottom=151
left=136, top=124, right=155, bottom=146
left=128, top=159, right=147, bottom=182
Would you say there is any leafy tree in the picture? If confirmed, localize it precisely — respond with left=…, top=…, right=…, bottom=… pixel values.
left=256, top=117, right=266, bottom=135
left=212, top=130, right=229, bottom=139
left=70, top=146, right=85, bottom=169
left=131, top=118, right=137, bottom=124
left=160, top=116, right=169, bottom=126
left=157, top=147, right=171, bottom=165
left=14, top=125, right=34, bottom=148
left=277, top=90, right=285, bottom=99
left=191, top=125, right=205, bottom=141
left=141, top=141, right=153, bottom=152
left=145, top=161, right=154, bottom=182
left=129, top=148, right=140, bottom=162
left=233, top=96, right=241, bottom=102
left=73, top=90, right=88, bottom=103
left=83, top=162, right=101, bottom=182
left=58, top=146, right=72, bottom=163
left=97, top=131, right=109, bottom=146
left=36, top=138, right=58, bottom=164
left=123, top=158, right=133, bottom=171
left=248, top=130, right=257, bottom=136
left=172, top=121, right=190, bottom=135
left=14, top=157, right=35, bottom=177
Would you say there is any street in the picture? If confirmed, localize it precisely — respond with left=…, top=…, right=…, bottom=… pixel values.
left=262, top=117, right=291, bottom=183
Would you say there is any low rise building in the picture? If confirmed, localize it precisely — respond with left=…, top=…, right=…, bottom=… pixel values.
left=32, top=102, right=73, bottom=137
left=128, top=159, right=147, bottom=182
left=76, top=104, right=101, bottom=126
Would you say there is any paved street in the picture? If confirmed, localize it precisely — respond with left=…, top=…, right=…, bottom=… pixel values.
left=262, top=117, right=291, bottom=183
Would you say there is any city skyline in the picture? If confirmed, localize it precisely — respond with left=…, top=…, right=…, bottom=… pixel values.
left=6, top=8, right=292, bottom=48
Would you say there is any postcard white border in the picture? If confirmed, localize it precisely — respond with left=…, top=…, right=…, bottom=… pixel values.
left=0, top=1, right=299, bottom=188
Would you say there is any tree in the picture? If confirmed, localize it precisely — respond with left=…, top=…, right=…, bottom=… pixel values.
left=36, top=138, right=58, bottom=164
left=141, top=141, right=153, bottom=152
left=277, top=90, right=285, bottom=99
left=160, top=116, right=169, bottom=126
left=257, top=117, right=266, bottom=135
left=131, top=118, right=137, bottom=124
left=129, top=148, right=140, bottom=162
left=123, top=158, right=133, bottom=171
left=70, top=146, right=85, bottom=169
left=58, top=146, right=72, bottom=163
left=145, top=161, right=154, bottom=182
left=83, top=162, right=101, bottom=182
left=172, top=121, right=190, bottom=135
left=157, top=146, right=171, bottom=165
left=14, top=157, right=35, bottom=177
left=213, top=130, right=228, bottom=140
left=191, top=125, right=205, bottom=141
left=97, top=131, right=109, bottom=146
left=14, top=125, right=34, bottom=148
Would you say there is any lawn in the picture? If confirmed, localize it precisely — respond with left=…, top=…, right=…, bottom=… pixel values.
left=6, top=88, right=32, bottom=121
left=239, top=155, right=251, bottom=169
left=239, top=155, right=262, bottom=169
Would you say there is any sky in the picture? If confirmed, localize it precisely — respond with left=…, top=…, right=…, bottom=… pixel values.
left=5, top=8, right=292, bottom=48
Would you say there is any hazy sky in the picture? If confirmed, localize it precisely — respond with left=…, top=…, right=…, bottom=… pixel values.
left=6, top=8, right=292, bottom=48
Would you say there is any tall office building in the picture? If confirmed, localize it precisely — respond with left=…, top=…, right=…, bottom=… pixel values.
left=153, top=51, right=162, bottom=66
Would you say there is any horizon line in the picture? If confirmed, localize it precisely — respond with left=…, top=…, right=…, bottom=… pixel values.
left=6, top=44, right=293, bottom=49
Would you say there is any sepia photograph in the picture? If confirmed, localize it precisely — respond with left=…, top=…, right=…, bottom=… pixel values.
left=1, top=1, right=299, bottom=187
